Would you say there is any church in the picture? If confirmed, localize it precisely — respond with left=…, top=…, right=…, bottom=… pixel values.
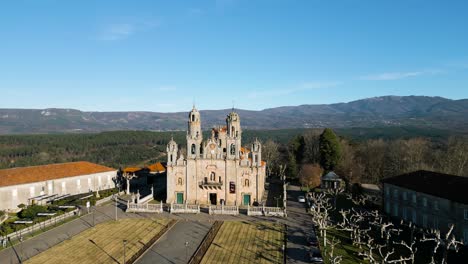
left=166, top=107, right=266, bottom=206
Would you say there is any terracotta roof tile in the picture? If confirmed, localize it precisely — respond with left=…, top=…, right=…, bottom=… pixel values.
left=123, top=167, right=142, bottom=173
left=0, top=162, right=116, bottom=188
left=146, top=162, right=166, bottom=173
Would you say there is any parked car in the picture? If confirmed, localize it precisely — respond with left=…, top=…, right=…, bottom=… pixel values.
left=309, top=250, right=323, bottom=263
left=298, top=196, right=306, bottom=203
left=307, top=235, right=319, bottom=247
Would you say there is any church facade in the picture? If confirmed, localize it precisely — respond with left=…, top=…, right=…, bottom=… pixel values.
left=166, top=107, right=266, bottom=206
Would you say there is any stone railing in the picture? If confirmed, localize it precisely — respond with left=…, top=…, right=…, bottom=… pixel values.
left=264, top=206, right=287, bottom=217
left=126, top=201, right=163, bottom=213
left=209, top=205, right=239, bottom=215
left=138, top=193, right=154, bottom=204
left=246, top=205, right=264, bottom=216
left=4, top=208, right=80, bottom=242
left=170, top=203, right=200, bottom=214
left=247, top=205, right=287, bottom=217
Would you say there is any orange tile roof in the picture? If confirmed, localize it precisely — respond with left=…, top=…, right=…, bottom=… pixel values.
left=123, top=167, right=142, bottom=173
left=240, top=147, right=250, bottom=154
left=0, top=162, right=116, bottom=188
left=146, top=162, right=166, bottom=173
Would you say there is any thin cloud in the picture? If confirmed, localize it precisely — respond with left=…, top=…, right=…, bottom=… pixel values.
left=360, top=70, right=442, bottom=81
left=99, top=23, right=135, bottom=41
left=248, top=81, right=340, bottom=99
left=98, top=19, right=160, bottom=41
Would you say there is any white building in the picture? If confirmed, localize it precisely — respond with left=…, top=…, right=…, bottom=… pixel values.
left=0, top=161, right=117, bottom=211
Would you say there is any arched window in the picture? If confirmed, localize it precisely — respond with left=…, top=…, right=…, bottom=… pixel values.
left=170, top=154, right=173, bottom=162
left=200, top=144, right=204, bottom=154
left=232, top=126, right=235, bottom=136
left=191, top=144, right=196, bottom=154
left=230, top=144, right=236, bottom=155
left=219, top=176, right=222, bottom=183
left=177, top=178, right=183, bottom=185
left=245, top=179, right=250, bottom=187
left=191, top=114, right=195, bottom=122
left=210, top=172, right=215, bottom=181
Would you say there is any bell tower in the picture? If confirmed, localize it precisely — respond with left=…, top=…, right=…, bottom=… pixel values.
left=251, top=138, right=262, bottom=167
left=187, top=106, right=203, bottom=159
left=226, top=111, right=242, bottom=159
left=167, top=137, right=178, bottom=166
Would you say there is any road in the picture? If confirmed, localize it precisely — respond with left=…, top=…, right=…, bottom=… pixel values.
left=136, top=220, right=212, bottom=264
left=284, top=184, right=313, bottom=264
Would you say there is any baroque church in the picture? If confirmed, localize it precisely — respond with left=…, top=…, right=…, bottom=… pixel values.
left=166, top=107, right=266, bottom=206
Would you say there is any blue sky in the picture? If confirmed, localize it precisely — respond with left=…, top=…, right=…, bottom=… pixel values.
left=0, top=0, right=467, bottom=112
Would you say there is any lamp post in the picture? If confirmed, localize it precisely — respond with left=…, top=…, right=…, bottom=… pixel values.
left=123, top=240, right=127, bottom=264
left=185, top=241, right=189, bottom=262
left=115, top=195, right=118, bottom=221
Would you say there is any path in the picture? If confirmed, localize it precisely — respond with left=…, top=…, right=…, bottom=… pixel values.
left=136, top=220, right=212, bottom=264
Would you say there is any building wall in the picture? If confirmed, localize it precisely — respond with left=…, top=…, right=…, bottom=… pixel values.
left=0, top=171, right=116, bottom=211
left=166, top=159, right=265, bottom=205
left=383, top=183, right=468, bottom=243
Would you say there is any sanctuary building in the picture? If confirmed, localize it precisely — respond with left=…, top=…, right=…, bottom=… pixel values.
left=166, top=107, right=266, bottom=206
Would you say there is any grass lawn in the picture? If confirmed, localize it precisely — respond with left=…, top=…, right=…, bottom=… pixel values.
left=201, top=221, right=285, bottom=264
left=25, top=218, right=172, bottom=264
left=319, top=228, right=368, bottom=264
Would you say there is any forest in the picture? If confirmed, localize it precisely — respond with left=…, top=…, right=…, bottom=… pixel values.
left=0, top=127, right=467, bottom=185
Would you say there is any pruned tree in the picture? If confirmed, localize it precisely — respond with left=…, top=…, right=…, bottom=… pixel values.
left=309, top=192, right=333, bottom=247
left=420, top=224, right=464, bottom=264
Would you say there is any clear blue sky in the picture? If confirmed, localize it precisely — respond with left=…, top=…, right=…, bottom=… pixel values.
left=1, top=0, right=467, bottom=112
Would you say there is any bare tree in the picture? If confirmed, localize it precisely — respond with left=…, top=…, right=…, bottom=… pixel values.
left=309, top=192, right=333, bottom=247
left=420, top=224, right=464, bottom=264
left=262, top=140, right=280, bottom=177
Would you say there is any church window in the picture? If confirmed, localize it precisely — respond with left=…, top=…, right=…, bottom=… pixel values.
left=219, top=176, right=222, bottom=183
left=230, top=144, right=236, bottom=155
left=191, top=144, right=196, bottom=155
left=191, top=114, right=195, bottom=122
left=170, top=155, right=173, bottom=162
left=245, top=179, right=250, bottom=187
left=232, top=126, right=235, bottom=136
left=200, top=144, right=204, bottom=154
left=177, top=178, right=183, bottom=185
left=210, top=172, right=215, bottom=181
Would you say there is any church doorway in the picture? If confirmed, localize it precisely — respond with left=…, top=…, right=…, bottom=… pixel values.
left=209, top=193, right=217, bottom=205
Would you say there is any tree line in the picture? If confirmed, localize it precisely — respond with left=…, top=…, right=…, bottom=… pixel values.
left=262, top=129, right=468, bottom=186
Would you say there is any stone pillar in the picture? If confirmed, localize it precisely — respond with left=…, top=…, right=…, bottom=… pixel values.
left=126, top=178, right=130, bottom=194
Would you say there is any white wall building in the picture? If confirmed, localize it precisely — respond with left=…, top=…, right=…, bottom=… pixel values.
left=0, top=161, right=117, bottom=211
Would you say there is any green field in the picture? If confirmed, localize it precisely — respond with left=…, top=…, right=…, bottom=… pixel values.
left=25, top=218, right=172, bottom=264
left=201, top=221, right=285, bottom=264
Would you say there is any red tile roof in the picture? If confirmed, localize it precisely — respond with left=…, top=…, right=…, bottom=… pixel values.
left=146, top=162, right=166, bottom=173
left=0, top=162, right=116, bottom=188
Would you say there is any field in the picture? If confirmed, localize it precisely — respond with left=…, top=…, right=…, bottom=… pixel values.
left=201, top=221, right=285, bottom=264
left=25, top=218, right=172, bottom=264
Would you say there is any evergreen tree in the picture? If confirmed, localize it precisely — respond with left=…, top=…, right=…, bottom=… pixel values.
left=319, top=128, right=341, bottom=172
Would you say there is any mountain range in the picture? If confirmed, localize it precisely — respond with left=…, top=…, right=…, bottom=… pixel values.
left=1, top=96, right=467, bottom=134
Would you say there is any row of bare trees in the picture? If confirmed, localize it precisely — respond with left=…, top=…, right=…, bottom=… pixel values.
left=308, top=191, right=465, bottom=264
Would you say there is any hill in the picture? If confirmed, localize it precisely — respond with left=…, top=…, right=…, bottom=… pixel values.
left=1, top=96, right=467, bottom=134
